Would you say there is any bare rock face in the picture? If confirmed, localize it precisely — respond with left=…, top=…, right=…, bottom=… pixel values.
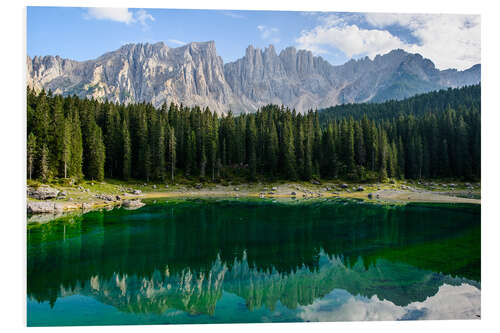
left=27, top=42, right=481, bottom=114
left=28, top=41, right=234, bottom=114
left=224, top=47, right=481, bottom=112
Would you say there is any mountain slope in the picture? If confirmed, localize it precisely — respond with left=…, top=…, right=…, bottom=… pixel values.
left=27, top=41, right=234, bottom=113
left=27, top=42, right=481, bottom=114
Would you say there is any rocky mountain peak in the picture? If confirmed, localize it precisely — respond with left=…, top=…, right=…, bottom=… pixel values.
left=27, top=41, right=481, bottom=114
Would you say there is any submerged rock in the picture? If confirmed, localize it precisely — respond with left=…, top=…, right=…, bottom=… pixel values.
left=122, top=199, right=145, bottom=210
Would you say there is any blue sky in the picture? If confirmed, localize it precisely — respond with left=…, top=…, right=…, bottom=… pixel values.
left=27, top=7, right=480, bottom=70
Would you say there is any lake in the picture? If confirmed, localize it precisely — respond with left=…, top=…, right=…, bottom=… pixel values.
left=27, top=198, right=481, bottom=326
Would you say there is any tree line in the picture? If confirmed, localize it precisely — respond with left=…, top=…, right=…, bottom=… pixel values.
left=319, top=84, right=480, bottom=122
left=26, top=84, right=480, bottom=183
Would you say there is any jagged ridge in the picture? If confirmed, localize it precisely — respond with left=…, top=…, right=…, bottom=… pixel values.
left=27, top=42, right=481, bottom=114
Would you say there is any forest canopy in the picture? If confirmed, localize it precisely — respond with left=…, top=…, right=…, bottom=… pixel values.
left=26, top=84, right=480, bottom=183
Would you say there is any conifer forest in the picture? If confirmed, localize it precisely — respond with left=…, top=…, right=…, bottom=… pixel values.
left=26, top=84, right=480, bottom=183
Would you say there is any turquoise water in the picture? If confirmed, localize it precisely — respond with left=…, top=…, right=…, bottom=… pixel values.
left=27, top=198, right=481, bottom=326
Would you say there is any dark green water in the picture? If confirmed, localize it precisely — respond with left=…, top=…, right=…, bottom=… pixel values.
left=27, top=198, right=481, bottom=326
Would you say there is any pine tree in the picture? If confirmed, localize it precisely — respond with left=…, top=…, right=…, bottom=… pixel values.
left=304, top=119, right=313, bottom=180
left=27, top=133, right=37, bottom=180
left=265, top=115, right=279, bottom=176
left=69, top=110, right=83, bottom=179
left=152, top=120, right=166, bottom=180
left=397, top=136, right=405, bottom=179
left=377, top=130, right=388, bottom=182
left=51, top=97, right=65, bottom=177
left=32, top=91, right=49, bottom=153
left=86, top=120, right=106, bottom=181
left=168, top=127, right=176, bottom=182
left=39, top=144, right=49, bottom=182
left=295, top=121, right=305, bottom=178
left=62, top=119, right=72, bottom=178
left=340, top=119, right=355, bottom=177
left=281, top=113, right=297, bottom=180
left=122, top=118, right=131, bottom=180
left=246, top=116, right=257, bottom=180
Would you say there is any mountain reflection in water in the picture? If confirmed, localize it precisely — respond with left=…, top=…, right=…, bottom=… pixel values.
left=27, top=198, right=480, bottom=325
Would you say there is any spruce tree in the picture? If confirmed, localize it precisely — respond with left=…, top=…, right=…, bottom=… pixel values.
left=122, top=118, right=131, bottom=180
left=246, top=116, right=257, bottom=180
left=39, top=144, right=49, bottom=182
left=69, top=110, right=83, bottom=179
left=168, top=127, right=177, bottom=182
left=86, top=120, right=106, bottom=181
left=62, top=119, right=72, bottom=178
left=27, top=133, right=37, bottom=180
left=377, top=130, right=388, bottom=182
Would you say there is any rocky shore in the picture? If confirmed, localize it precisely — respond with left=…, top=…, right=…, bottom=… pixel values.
left=26, top=180, right=480, bottom=220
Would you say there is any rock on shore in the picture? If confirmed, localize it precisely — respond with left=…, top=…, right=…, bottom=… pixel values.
left=27, top=201, right=64, bottom=214
left=27, top=186, right=59, bottom=200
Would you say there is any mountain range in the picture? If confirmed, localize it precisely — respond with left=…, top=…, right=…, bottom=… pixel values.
left=27, top=41, right=481, bottom=114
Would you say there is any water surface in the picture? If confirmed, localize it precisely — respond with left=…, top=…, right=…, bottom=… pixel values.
left=27, top=198, right=480, bottom=326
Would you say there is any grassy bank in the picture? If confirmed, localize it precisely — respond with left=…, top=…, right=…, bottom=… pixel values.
left=26, top=178, right=481, bottom=218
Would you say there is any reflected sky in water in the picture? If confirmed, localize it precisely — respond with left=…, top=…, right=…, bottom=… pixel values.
left=27, top=198, right=481, bottom=325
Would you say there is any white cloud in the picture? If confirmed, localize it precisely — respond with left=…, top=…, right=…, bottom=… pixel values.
left=405, top=283, right=481, bottom=320
left=297, top=283, right=480, bottom=322
left=167, top=39, right=186, bottom=46
left=365, top=13, right=480, bottom=70
left=85, top=7, right=134, bottom=24
left=257, top=25, right=280, bottom=44
left=221, top=11, right=245, bottom=19
left=136, top=9, right=155, bottom=30
left=295, top=13, right=480, bottom=70
left=297, top=23, right=407, bottom=58
left=84, top=8, right=155, bottom=30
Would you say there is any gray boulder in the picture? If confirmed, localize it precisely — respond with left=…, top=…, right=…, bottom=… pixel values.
left=122, top=199, right=145, bottom=210
left=28, top=186, right=59, bottom=200
left=27, top=201, right=64, bottom=214
left=95, top=194, right=115, bottom=201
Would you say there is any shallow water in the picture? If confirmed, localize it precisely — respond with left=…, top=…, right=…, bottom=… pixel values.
left=27, top=198, right=480, bottom=326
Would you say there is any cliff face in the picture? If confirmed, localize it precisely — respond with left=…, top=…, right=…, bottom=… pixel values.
left=27, top=42, right=481, bottom=114
left=27, top=41, right=234, bottom=114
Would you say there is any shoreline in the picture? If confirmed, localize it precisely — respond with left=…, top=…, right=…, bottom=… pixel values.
left=27, top=181, right=481, bottom=221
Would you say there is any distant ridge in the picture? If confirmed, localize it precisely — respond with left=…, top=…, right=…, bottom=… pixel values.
left=27, top=41, right=481, bottom=114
